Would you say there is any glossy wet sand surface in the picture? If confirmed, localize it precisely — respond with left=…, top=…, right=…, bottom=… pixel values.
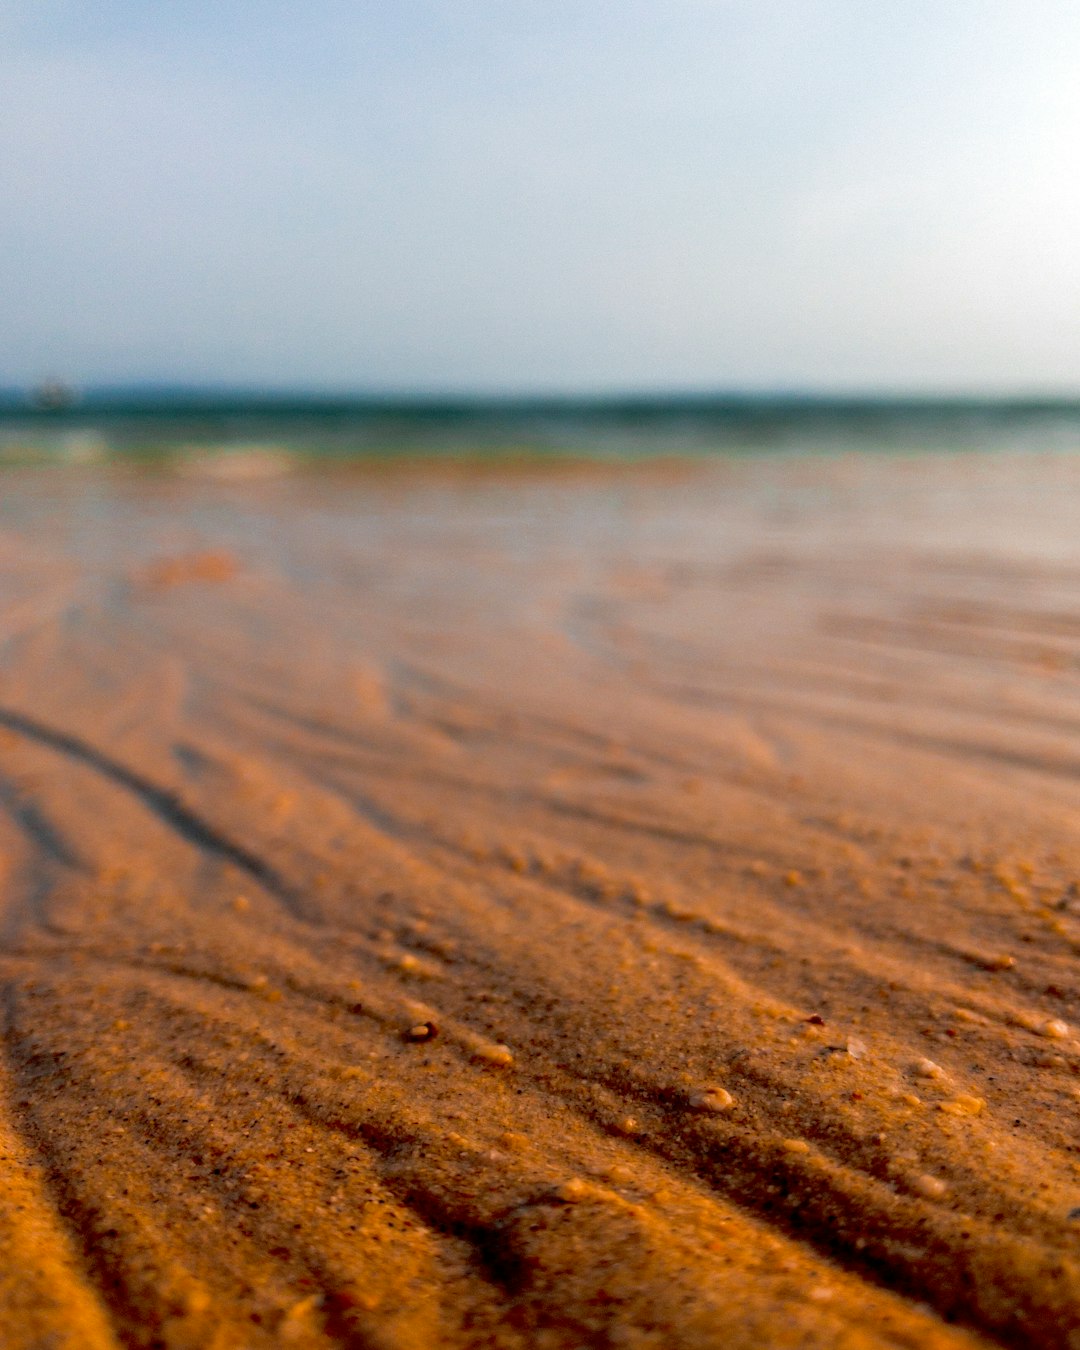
left=1, top=452, right=1080, bottom=1348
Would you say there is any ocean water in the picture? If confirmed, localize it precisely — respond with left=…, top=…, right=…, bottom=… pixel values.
left=2, top=391, right=1080, bottom=470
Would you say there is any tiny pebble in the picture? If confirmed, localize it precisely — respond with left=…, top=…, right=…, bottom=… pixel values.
left=1067, top=1206, right=1080, bottom=1221
left=846, top=1038, right=868, bottom=1060
left=913, top=1058, right=947, bottom=1080
left=474, top=1042, right=514, bottom=1067
left=281, top=1293, right=320, bottom=1329
left=405, top=1021, right=438, bottom=1042
left=554, top=1177, right=589, bottom=1202
left=603, top=1163, right=636, bottom=1186
left=782, top=1138, right=810, bottom=1154
left=689, top=1087, right=734, bottom=1112
left=913, top=1174, right=948, bottom=1200
left=614, top=1115, right=641, bottom=1135
left=937, top=1095, right=985, bottom=1116
left=1040, top=1019, right=1070, bottom=1040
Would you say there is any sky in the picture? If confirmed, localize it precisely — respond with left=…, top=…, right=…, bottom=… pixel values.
left=2, top=1, right=1079, bottom=395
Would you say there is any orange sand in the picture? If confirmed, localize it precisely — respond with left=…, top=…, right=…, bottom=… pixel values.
left=1, top=451, right=1080, bottom=1348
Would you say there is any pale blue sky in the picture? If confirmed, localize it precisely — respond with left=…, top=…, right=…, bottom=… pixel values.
left=2, top=1, right=1079, bottom=393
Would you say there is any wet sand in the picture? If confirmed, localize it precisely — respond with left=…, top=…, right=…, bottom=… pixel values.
left=1, top=451, right=1080, bottom=1348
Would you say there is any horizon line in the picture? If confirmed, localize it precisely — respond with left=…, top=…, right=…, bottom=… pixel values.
left=5, top=382, right=1080, bottom=408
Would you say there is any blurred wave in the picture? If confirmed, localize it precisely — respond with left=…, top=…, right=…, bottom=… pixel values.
left=3, top=389, right=1080, bottom=467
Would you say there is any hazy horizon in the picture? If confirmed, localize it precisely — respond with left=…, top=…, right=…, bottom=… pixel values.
left=8, top=381, right=1080, bottom=406
left=3, top=1, right=1079, bottom=394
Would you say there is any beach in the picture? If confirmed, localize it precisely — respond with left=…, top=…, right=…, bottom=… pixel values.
left=2, top=448, right=1080, bottom=1348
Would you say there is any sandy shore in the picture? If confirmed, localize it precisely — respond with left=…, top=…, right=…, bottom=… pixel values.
left=1, top=451, right=1080, bottom=1348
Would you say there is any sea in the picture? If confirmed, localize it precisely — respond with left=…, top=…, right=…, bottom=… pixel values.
left=3, top=390, right=1080, bottom=469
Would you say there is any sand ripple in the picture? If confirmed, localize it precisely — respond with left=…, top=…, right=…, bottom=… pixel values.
left=1, top=455, right=1080, bottom=1346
